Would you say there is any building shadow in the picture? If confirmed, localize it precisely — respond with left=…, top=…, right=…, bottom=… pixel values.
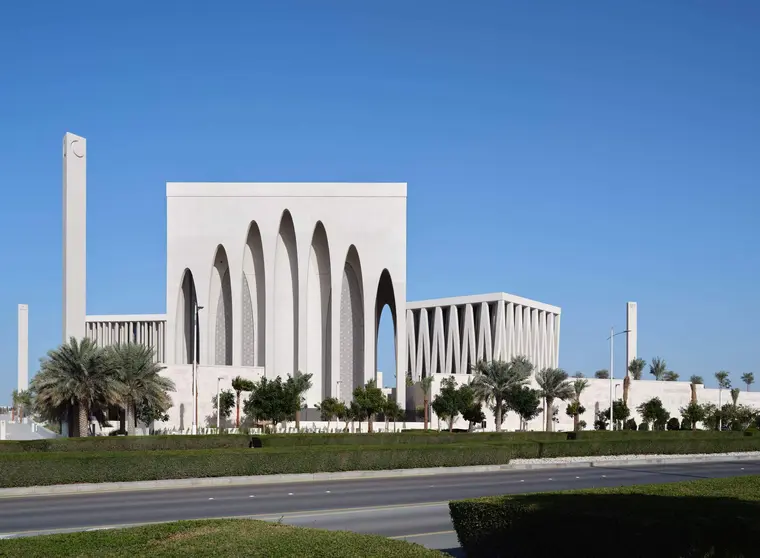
left=451, top=492, right=760, bottom=558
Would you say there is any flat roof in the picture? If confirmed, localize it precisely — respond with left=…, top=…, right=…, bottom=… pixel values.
left=166, top=182, right=407, bottom=198
left=86, top=314, right=167, bottom=323
left=406, top=292, right=561, bottom=314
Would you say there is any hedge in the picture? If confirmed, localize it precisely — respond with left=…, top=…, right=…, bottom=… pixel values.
left=0, top=518, right=445, bottom=557
left=449, top=475, right=760, bottom=558
left=0, top=443, right=526, bottom=488
left=0, top=429, right=749, bottom=453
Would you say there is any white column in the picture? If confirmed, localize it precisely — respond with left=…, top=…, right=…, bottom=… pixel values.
left=626, top=302, right=637, bottom=373
left=63, top=133, right=87, bottom=342
left=17, top=304, right=28, bottom=391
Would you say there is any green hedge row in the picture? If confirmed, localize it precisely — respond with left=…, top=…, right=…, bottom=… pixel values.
left=0, top=429, right=749, bottom=453
left=1, top=436, right=759, bottom=488
left=0, top=518, right=446, bottom=557
left=449, top=475, right=760, bottom=558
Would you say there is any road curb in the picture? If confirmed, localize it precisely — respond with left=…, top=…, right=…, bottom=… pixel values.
left=0, top=454, right=756, bottom=498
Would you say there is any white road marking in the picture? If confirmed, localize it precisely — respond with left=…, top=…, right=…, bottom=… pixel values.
left=602, top=475, right=607, bottom=478
left=576, top=476, right=580, bottom=479
left=520, top=480, right=524, bottom=482
left=548, top=478, right=553, bottom=481
left=249, top=495, right=255, bottom=498
left=325, top=491, right=331, bottom=494
left=208, top=498, right=214, bottom=500
left=288, top=493, right=294, bottom=496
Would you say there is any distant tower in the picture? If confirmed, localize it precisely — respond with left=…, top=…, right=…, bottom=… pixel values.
left=626, top=302, right=637, bottom=375
left=17, top=304, right=28, bottom=391
left=63, top=133, right=87, bottom=342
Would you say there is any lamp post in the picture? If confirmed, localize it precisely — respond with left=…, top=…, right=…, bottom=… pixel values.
left=607, top=327, right=630, bottom=430
left=216, top=376, right=225, bottom=431
left=191, top=302, right=204, bottom=435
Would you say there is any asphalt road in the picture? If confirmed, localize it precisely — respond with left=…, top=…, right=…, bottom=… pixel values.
left=1, top=459, right=759, bottom=555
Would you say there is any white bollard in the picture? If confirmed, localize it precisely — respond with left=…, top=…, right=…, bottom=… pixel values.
left=0, top=420, right=6, bottom=441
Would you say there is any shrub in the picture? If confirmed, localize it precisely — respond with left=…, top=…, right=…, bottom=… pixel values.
left=666, top=417, right=680, bottom=431
left=449, top=476, right=760, bottom=558
left=681, top=418, right=692, bottom=431
left=624, top=419, right=637, bottom=431
left=638, top=423, right=649, bottom=431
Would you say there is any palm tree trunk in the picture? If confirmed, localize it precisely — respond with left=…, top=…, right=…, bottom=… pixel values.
left=494, top=399, right=502, bottom=432
left=236, top=393, right=241, bottom=428
left=126, top=402, right=136, bottom=436
left=574, top=414, right=579, bottom=432
left=367, top=416, right=373, bottom=433
left=423, top=397, right=429, bottom=430
left=448, top=418, right=454, bottom=432
left=545, top=397, right=554, bottom=432
left=623, top=375, right=630, bottom=407
left=295, top=409, right=301, bottom=431
left=78, top=404, right=89, bottom=438
left=690, top=383, right=697, bottom=404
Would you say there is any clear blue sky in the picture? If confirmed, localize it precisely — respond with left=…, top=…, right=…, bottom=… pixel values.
left=1, top=1, right=758, bottom=399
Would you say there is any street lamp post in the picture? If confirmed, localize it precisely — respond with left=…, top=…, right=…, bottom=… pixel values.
left=191, top=302, right=204, bottom=435
left=608, top=327, right=630, bottom=431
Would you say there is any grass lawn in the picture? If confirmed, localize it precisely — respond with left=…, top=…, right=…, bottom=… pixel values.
left=450, top=475, right=760, bottom=558
left=0, top=519, right=446, bottom=558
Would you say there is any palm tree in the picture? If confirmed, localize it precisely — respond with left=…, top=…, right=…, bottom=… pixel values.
left=231, top=376, right=255, bottom=428
left=420, top=376, right=434, bottom=430
left=622, top=375, right=631, bottom=407
left=689, top=375, right=704, bottom=404
left=730, top=388, right=740, bottom=407
left=107, top=343, right=174, bottom=435
left=535, top=368, right=574, bottom=432
left=470, top=357, right=533, bottom=431
left=33, top=337, right=122, bottom=437
left=649, top=357, right=667, bottom=381
left=741, top=373, right=755, bottom=392
left=663, top=371, right=679, bottom=382
left=628, top=358, right=646, bottom=381
left=715, top=371, right=731, bottom=430
left=570, top=377, right=589, bottom=432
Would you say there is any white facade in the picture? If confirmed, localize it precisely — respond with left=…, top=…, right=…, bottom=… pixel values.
left=626, top=301, right=637, bottom=369
left=17, top=304, right=28, bottom=392
left=85, top=314, right=168, bottom=363
left=62, top=133, right=86, bottom=343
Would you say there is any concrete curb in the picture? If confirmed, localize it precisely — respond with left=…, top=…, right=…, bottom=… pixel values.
left=0, top=454, right=756, bottom=498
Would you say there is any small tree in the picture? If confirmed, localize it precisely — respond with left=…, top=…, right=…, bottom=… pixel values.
left=231, top=376, right=255, bottom=428
left=383, top=397, right=402, bottom=432
left=679, top=401, right=707, bottom=431
left=316, top=397, right=341, bottom=432
left=649, top=357, right=667, bottom=381
left=594, top=369, right=609, bottom=380
left=565, top=400, right=586, bottom=432
left=730, top=388, right=740, bottom=407
left=666, top=417, right=680, bottom=431
left=458, top=383, right=484, bottom=432
left=431, top=377, right=461, bottom=432
left=741, top=372, right=755, bottom=392
left=637, top=397, right=670, bottom=430
left=244, top=377, right=292, bottom=430
left=470, top=357, right=533, bottom=431
left=535, top=368, right=574, bottom=432
left=335, top=401, right=349, bottom=432
left=715, top=371, right=731, bottom=430
left=506, top=386, right=542, bottom=430
left=286, top=372, right=313, bottom=430
left=624, top=418, right=637, bottom=431
left=419, top=376, right=434, bottom=430
left=602, top=400, right=630, bottom=430
left=628, top=358, right=646, bottom=381
left=211, top=389, right=235, bottom=428
left=353, top=379, right=386, bottom=433
left=594, top=410, right=609, bottom=430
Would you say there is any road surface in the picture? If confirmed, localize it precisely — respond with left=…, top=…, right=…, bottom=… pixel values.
left=1, top=459, right=758, bottom=554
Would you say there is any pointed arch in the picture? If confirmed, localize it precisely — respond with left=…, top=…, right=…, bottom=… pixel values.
left=339, top=245, right=364, bottom=401
left=209, top=245, right=232, bottom=365
left=175, top=268, right=197, bottom=364
left=274, top=210, right=299, bottom=378
left=307, top=221, right=332, bottom=403
left=242, top=222, right=266, bottom=367
left=374, top=269, right=398, bottom=392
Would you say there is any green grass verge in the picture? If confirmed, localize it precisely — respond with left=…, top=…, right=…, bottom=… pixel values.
left=449, top=475, right=760, bottom=558
left=0, top=429, right=751, bottom=453
left=0, top=519, right=446, bottom=557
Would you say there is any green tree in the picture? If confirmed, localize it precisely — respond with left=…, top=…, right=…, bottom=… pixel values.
left=231, top=376, right=255, bottom=428
left=419, top=376, right=434, bottom=430
left=316, top=397, right=341, bottom=432
left=535, top=368, right=574, bottom=432
left=649, top=357, right=667, bottom=381
left=382, top=397, right=403, bottom=431
left=628, top=358, right=646, bottom=380
left=679, top=401, right=707, bottom=431
left=663, top=371, right=679, bottom=382
left=107, top=343, right=174, bottom=435
left=353, top=379, right=386, bottom=433
left=244, top=377, right=291, bottom=430
left=12, top=389, right=33, bottom=422
left=286, top=372, right=313, bottom=430
left=334, top=401, right=349, bottom=432
left=666, top=417, right=680, bottom=431
left=715, top=370, right=731, bottom=430
left=565, top=400, right=586, bottom=432
left=602, top=399, right=630, bottom=430
left=457, top=384, right=485, bottom=432
left=741, top=372, right=755, bottom=392
left=594, top=369, right=609, bottom=380
left=637, top=397, right=670, bottom=430
left=506, top=386, right=543, bottom=430
left=470, top=357, right=532, bottom=431
left=431, top=377, right=461, bottom=432
left=348, top=400, right=365, bottom=432
left=33, top=337, right=122, bottom=437
left=211, top=389, right=235, bottom=427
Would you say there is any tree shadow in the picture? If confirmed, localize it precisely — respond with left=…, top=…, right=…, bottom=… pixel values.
left=451, top=492, right=760, bottom=558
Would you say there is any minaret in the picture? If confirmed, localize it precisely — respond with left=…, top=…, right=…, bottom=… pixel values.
left=17, top=304, right=28, bottom=391
left=626, top=302, right=637, bottom=374
left=63, top=133, right=86, bottom=342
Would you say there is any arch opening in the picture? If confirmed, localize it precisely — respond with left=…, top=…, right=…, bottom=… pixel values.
left=242, top=222, right=266, bottom=367
left=307, top=222, right=332, bottom=405
left=339, top=245, right=364, bottom=401
left=374, top=269, right=398, bottom=403
left=175, top=269, right=198, bottom=364
left=274, top=210, right=299, bottom=379
left=209, top=245, right=233, bottom=365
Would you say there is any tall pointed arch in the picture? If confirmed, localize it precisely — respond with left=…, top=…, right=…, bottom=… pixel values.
left=374, top=269, right=398, bottom=393
left=307, top=221, right=331, bottom=402
left=339, top=245, right=364, bottom=401
left=242, top=221, right=266, bottom=367
left=274, top=210, right=299, bottom=378
left=209, top=245, right=232, bottom=365
left=175, top=269, right=197, bottom=364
